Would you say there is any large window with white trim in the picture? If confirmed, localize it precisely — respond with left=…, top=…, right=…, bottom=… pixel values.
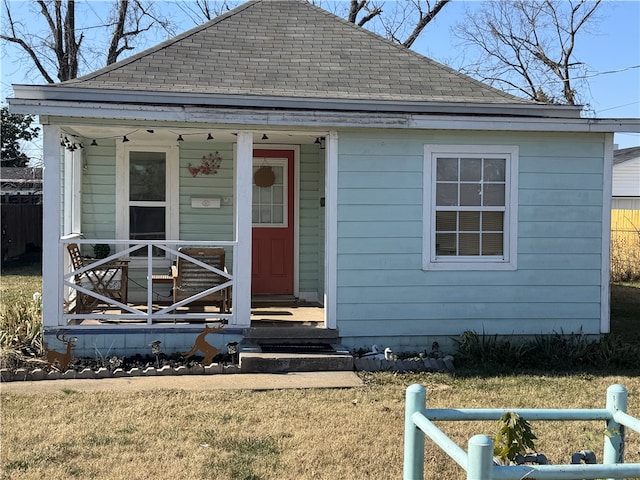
left=423, top=145, right=518, bottom=270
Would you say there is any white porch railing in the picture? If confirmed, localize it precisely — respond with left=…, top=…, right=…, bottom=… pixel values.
left=61, top=235, right=238, bottom=326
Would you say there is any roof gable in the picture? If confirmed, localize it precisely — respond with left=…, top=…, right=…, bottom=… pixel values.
left=61, top=0, right=530, bottom=105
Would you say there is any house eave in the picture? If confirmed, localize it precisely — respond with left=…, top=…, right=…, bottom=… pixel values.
left=10, top=84, right=582, bottom=118
left=8, top=90, right=640, bottom=134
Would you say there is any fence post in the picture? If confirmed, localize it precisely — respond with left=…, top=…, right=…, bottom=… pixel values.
left=604, top=384, right=628, bottom=480
left=404, top=384, right=426, bottom=480
left=467, top=434, right=493, bottom=480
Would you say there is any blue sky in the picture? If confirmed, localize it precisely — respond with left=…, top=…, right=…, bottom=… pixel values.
left=2, top=0, right=639, bottom=148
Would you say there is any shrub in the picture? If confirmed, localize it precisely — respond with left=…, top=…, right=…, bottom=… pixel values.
left=454, top=330, right=640, bottom=372
left=0, top=292, right=44, bottom=369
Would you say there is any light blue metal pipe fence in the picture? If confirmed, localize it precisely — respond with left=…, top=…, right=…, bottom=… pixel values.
left=404, top=383, right=640, bottom=480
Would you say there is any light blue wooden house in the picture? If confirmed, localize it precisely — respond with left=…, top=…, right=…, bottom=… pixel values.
left=9, top=0, right=639, bottom=359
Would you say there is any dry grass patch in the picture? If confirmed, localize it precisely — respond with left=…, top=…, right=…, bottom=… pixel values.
left=2, top=373, right=640, bottom=479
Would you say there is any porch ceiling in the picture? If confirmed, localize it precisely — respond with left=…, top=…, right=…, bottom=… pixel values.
left=62, top=126, right=325, bottom=145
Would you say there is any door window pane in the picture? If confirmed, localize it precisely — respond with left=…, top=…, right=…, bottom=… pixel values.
left=129, top=152, right=166, bottom=201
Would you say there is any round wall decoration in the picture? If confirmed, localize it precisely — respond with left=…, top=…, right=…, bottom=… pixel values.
left=254, top=165, right=275, bottom=187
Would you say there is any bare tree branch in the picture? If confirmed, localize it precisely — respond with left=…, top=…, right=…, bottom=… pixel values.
left=402, top=0, right=450, bottom=48
left=454, top=0, right=603, bottom=105
left=1, top=0, right=55, bottom=83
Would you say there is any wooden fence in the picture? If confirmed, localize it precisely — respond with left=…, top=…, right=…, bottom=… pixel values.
left=1, top=203, right=42, bottom=261
left=611, top=209, right=640, bottom=281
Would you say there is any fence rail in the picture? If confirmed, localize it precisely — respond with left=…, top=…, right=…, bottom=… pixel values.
left=404, top=383, right=640, bottom=480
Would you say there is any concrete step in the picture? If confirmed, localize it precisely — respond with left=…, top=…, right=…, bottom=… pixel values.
left=239, top=343, right=354, bottom=373
left=242, top=326, right=341, bottom=345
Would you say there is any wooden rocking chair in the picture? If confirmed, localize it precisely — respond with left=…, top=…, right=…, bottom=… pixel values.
left=66, top=243, right=129, bottom=314
left=172, top=247, right=231, bottom=313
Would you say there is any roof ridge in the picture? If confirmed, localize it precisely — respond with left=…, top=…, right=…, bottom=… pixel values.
left=65, top=0, right=261, bottom=84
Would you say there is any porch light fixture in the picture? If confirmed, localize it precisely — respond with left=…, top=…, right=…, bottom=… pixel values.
left=91, top=139, right=98, bottom=146
left=122, top=135, right=130, bottom=143
left=177, top=134, right=184, bottom=142
left=207, top=133, right=214, bottom=140
left=261, top=134, right=269, bottom=140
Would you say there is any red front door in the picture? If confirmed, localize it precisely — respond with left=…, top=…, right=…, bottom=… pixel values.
left=251, top=149, right=294, bottom=295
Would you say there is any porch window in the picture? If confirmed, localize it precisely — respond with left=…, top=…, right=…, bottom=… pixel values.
left=116, top=145, right=178, bottom=258
left=423, top=145, right=518, bottom=270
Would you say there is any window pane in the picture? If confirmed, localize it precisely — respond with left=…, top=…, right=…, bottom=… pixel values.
left=459, top=233, right=479, bottom=255
left=129, top=206, right=165, bottom=256
left=482, top=211, right=504, bottom=231
left=460, top=158, right=481, bottom=181
left=257, top=185, right=270, bottom=203
left=484, top=158, right=506, bottom=181
left=436, top=233, right=456, bottom=256
left=436, top=211, right=457, bottom=231
left=482, top=233, right=503, bottom=255
left=460, top=183, right=481, bottom=206
left=272, top=206, right=283, bottom=223
left=273, top=165, right=284, bottom=184
left=459, top=211, right=480, bottom=231
left=436, top=183, right=458, bottom=206
left=483, top=184, right=505, bottom=206
left=272, top=186, right=283, bottom=203
left=259, top=205, right=271, bottom=223
left=436, top=157, right=458, bottom=181
left=129, top=152, right=166, bottom=201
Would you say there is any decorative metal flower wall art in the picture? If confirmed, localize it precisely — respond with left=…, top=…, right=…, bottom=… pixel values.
left=188, top=151, right=223, bottom=177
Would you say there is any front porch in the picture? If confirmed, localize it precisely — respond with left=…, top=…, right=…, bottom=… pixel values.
left=40, top=125, right=338, bottom=358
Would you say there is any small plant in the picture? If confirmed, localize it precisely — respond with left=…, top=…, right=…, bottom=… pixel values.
left=493, top=412, right=537, bottom=464
left=92, top=243, right=111, bottom=259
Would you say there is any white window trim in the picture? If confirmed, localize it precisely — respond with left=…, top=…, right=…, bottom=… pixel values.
left=423, top=144, right=518, bottom=271
left=115, top=142, right=179, bottom=261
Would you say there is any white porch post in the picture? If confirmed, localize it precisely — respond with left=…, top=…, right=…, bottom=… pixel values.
left=324, top=130, right=338, bottom=329
left=42, top=124, right=62, bottom=327
left=233, top=131, right=253, bottom=327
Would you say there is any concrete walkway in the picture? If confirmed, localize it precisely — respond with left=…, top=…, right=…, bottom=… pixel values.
left=1, top=371, right=363, bottom=394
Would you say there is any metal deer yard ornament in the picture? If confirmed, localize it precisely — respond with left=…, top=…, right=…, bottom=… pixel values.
left=46, top=331, right=76, bottom=371
left=182, top=325, right=225, bottom=365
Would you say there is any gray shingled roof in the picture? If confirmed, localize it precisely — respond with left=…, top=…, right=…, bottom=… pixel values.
left=614, top=146, right=640, bottom=165
left=61, top=0, right=531, bottom=105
